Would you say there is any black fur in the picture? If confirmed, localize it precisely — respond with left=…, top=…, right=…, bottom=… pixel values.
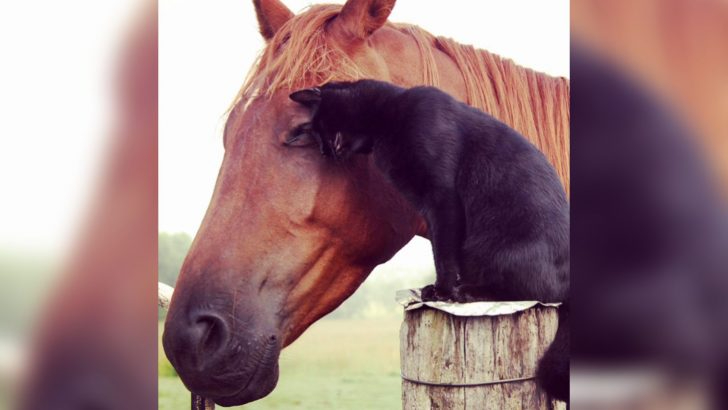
left=290, top=79, right=570, bottom=402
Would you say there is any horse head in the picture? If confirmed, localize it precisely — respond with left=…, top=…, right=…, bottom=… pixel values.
left=163, top=0, right=435, bottom=405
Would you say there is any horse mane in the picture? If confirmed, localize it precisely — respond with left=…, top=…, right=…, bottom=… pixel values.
left=235, top=4, right=570, bottom=191
left=402, top=27, right=570, bottom=191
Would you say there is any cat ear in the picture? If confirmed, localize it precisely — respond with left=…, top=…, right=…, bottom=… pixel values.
left=289, top=88, right=321, bottom=108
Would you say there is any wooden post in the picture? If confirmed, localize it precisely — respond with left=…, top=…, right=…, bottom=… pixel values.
left=400, top=305, right=565, bottom=410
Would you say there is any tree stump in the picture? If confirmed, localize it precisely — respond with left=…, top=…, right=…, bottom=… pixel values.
left=400, top=305, right=565, bottom=410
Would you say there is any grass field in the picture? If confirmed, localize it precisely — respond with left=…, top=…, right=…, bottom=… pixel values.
left=158, top=317, right=404, bottom=409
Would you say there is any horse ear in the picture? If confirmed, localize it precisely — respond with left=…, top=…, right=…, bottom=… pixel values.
left=289, top=88, right=322, bottom=108
left=333, top=0, right=396, bottom=40
left=253, top=0, right=294, bottom=41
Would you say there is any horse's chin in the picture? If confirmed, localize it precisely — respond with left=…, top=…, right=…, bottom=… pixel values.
left=176, top=339, right=281, bottom=407
left=210, top=361, right=280, bottom=407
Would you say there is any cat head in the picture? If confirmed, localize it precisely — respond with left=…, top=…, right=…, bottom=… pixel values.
left=289, top=82, right=373, bottom=159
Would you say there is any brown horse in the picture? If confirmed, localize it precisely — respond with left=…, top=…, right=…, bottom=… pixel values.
left=163, top=0, right=569, bottom=405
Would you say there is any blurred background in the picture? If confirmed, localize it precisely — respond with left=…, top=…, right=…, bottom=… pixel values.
left=571, top=1, right=728, bottom=409
left=0, top=0, right=142, bottom=336
left=0, top=0, right=156, bottom=408
left=158, top=0, right=567, bottom=408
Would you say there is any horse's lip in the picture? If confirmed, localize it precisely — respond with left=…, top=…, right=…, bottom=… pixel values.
left=207, top=363, right=279, bottom=406
left=202, top=338, right=280, bottom=406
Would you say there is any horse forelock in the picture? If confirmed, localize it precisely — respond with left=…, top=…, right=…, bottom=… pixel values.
left=233, top=4, right=364, bottom=107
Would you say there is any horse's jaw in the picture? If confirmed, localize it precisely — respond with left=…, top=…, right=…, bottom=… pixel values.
left=277, top=263, right=376, bottom=347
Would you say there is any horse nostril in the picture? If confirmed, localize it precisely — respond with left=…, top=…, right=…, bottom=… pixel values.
left=190, top=311, right=230, bottom=365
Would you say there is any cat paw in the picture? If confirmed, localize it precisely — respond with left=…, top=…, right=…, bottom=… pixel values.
left=450, top=284, right=492, bottom=303
left=451, top=285, right=479, bottom=303
left=420, top=284, right=453, bottom=302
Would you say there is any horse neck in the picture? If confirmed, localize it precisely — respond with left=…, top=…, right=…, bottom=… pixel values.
left=423, top=36, right=571, bottom=193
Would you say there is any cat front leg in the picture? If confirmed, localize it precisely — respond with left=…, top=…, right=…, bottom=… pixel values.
left=420, top=194, right=465, bottom=302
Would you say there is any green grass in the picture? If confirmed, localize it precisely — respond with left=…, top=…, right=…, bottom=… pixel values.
left=158, top=318, right=404, bottom=409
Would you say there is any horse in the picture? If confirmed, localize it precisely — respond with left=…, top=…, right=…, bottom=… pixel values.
left=162, top=0, right=569, bottom=406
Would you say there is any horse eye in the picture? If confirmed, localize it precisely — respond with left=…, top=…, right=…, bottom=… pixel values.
left=284, top=125, right=317, bottom=148
left=284, top=132, right=312, bottom=147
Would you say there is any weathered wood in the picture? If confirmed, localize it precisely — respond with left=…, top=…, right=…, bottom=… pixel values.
left=400, top=306, right=566, bottom=410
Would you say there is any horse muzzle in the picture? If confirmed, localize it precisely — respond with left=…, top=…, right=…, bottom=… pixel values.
left=162, top=305, right=281, bottom=406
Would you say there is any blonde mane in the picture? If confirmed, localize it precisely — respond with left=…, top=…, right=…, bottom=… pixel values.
left=236, top=4, right=570, bottom=192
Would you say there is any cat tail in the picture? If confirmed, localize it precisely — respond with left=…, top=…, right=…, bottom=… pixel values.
left=536, top=300, right=569, bottom=404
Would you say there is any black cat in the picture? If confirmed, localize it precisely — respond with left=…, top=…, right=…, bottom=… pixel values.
left=290, top=79, right=569, bottom=402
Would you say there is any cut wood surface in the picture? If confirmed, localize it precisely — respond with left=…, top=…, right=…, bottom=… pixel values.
left=400, top=306, right=566, bottom=410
